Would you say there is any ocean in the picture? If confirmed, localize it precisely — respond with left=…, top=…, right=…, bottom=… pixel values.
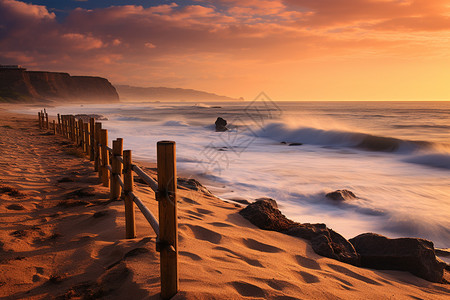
left=20, top=100, right=450, bottom=249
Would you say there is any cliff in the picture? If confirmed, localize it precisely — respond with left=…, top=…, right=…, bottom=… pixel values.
left=115, top=85, right=238, bottom=102
left=0, top=69, right=119, bottom=103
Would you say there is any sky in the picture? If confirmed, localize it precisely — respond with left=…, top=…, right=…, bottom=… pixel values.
left=0, top=0, right=449, bottom=100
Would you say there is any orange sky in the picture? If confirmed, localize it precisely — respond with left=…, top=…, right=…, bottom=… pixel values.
left=0, top=0, right=449, bottom=100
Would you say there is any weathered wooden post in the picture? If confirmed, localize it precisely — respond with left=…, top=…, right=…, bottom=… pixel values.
left=75, top=118, right=79, bottom=145
left=45, top=112, right=49, bottom=129
left=63, top=116, right=68, bottom=137
left=52, top=120, right=56, bottom=135
left=89, top=118, right=95, bottom=161
left=78, top=119, right=84, bottom=148
left=111, top=138, right=123, bottom=200
left=100, top=129, right=110, bottom=187
left=70, top=116, right=74, bottom=141
left=157, top=141, right=178, bottom=299
left=38, top=112, right=42, bottom=129
left=41, top=112, right=45, bottom=129
left=123, top=150, right=136, bottom=238
left=94, top=122, right=102, bottom=174
left=57, top=114, right=61, bottom=134
left=84, top=123, right=90, bottom=155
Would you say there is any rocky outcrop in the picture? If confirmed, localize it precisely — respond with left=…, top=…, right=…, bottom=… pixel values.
left=215, top=117, right=228, bottom=132
left=326, top=190, right=357, bottom=202
left=349, top=233, right=446, bottom=283
left=239, top=200, right=360, bottom=266
left=0, top=69, right=119, bottom=103
left=239, top=199, right=296, bottom=231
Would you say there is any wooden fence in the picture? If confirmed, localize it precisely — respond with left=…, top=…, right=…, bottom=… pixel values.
left=38, top=111, right=178, bottom=299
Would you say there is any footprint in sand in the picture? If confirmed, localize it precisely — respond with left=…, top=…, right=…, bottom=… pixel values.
left=196, top=208, right=213, bottom=215
left=327, top=264, right=381, bottom=285
left=208, top=222, right=234, bottom=228
left=230, top=281, right=266, bottom=298
left=179, top=251, right=202, bottom=261
left=182, top=197, right=200, bottom=205
left=242, top=238, right=284, bottom=253
left=296, top=270, right=320, bottom=283
left=265, top=278, right=299, bottom=291
left=295, top=255, right=321, bottom=270
left=213, top=246, right=264, bottom=267
left=185, top=225, right=222, bottom=244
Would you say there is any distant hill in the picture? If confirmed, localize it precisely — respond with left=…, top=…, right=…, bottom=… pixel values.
left=0, top=65, right=119, bottom=103
left=115, top=85, right=239, bottom=102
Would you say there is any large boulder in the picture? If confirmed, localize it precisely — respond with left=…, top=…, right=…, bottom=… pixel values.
left=326, top=189, right=356, bottom=202
left=239, top=199, right=295, bottom=231
left=286, top=225, right=360, bottom=266
left=215, top=117, right=228, bottom=132
left=240, top=199, right=360, bottom=266
left=349, top=233, right=446, bottom=282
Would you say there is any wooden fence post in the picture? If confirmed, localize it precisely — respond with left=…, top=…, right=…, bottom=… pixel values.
left=89, top=118, right=95, bottom=161
left=78, top=119, right=84, bottom=148
left=69, top=116, right=73, bottom=141
left=75, top=118, right=79, bottom=145
left=38, top=112, right=42, bottom=129
left=94, top=122, right=102, bottom=174
left=157, top=141, right=178, bottom=299
left=123, top=150, right=136, bottom=238
left=84, top=123, right=90, bottom=155
left=45, top=113, right=49, bottom=129
left=41, top=112, right=45, bottom=130
left=111, top=138, right=123, bottom=200
left=100, top=129, right=110, bottom=187
left=52, top=120, right=56, bottom=135
left=57, top=114, right=61, bottom=134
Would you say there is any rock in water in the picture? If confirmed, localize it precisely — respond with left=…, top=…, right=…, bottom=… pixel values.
left=215, top=117, right=228, bottom=132
left=326, top=189, right=356, bottom=201
left=349, top=233, right=446, bottom=282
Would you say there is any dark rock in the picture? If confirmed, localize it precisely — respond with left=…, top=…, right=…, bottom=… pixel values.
left=326, top=189, right=356, bottom=202
left=280, top=141, right=287, bottom=144
left=349, top=233, right=446, bottom=282
left=215, top=117, right=228, bottom=132
left=254, top=197, right=278, bottom=209
left=239, top=200, right=296, bottom=231
left=285, top=223, right=328, bottom=240
left=239, top=199, right=360, bottom=265
left=288, top=143, right=303, bottom=146
left=287, top=225, right=360, bottom=265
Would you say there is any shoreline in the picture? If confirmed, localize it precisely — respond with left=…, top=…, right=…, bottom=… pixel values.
left=1, top=108, right=449, bottom=299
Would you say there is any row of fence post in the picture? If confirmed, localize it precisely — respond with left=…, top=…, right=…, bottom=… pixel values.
left=38, top=112, right=178, bottom=299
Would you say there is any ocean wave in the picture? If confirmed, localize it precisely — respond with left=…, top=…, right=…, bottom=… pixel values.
left=254, top=122, right=446, bottom=154
left=404, top=154, right=450, bottom=170
left=163, top=120, right=189, bottom=126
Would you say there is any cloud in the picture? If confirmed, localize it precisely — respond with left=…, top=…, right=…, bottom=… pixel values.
left=0, top=0, right=55, bottom=20
left=0, top=0, right=449, bottom=99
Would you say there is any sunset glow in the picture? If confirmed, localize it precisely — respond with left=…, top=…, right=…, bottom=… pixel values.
left=1, top=0, right=449, bottom=100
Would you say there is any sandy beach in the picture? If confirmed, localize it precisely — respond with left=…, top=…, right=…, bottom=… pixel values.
left=1, top=109, right=449, bottom=299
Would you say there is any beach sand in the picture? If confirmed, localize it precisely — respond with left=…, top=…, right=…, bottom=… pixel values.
left=0, top=109, right=449, bottom=299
